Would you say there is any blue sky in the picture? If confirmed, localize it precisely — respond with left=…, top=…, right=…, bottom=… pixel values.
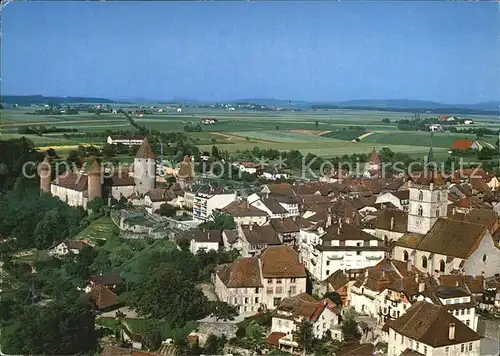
left=2, top=1, right=499, bottom=103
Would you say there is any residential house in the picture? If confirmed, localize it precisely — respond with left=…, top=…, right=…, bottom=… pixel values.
left=262, top=167, right=289, bottom=181
left=214, top=246, right=307, bottom=312
left=238, top=162, right=260, bottom=175
left=237, top=224, right=281, bottom=257
left=260, top=246, right=308, bottom=310
left=248, top=194, right=299, bottom=218
left=268, top=217, right=300, bottom=245
left=324, top=269, right=351, bottom=306
left=479, top=276, right=500, bottom=312
left=267, top=293, right=341, bottom=353
left=220, top=201, right=268, bottom=226
left=144, top=187, right=181, bottom=214
left=48, top=240, right=90, bottom=257
left=178, top=229, right=222, bottom=254
left=363, top=209, right=408, bottom=244
left=213, top=257, right=264, bottom=313
left=87, top=273, right=123, bottom=293
left=88, top=284, right=122, bottom=312
left=385, top=301, right=481, bottom=356
left=299, top=219, right=386, bottom=282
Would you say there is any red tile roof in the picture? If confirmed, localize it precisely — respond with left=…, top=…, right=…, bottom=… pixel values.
left=450, top=139, right=474, bottom=150
left=266, top=332, right=286, bottom=346
left=260, top=246, right=307, bottom=278
left=88, top=285, right=119, bottom=309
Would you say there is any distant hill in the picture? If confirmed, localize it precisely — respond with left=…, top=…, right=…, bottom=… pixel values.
left=1, top=95, right=123, bottom=105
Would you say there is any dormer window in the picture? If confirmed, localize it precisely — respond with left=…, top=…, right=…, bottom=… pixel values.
left=418, top=190, right=424, bottom=201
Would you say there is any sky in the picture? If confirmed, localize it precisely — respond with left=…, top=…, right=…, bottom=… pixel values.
left=2, top=1, right=499, bottom=104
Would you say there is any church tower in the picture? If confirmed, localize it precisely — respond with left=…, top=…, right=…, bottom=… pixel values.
left=134, top=137, right=156, bottom=195
left=87, top=158, right=102, bottom=201
left=407, top=132, right=448, bottom=235
left=39, top=155, right=52, bottom=194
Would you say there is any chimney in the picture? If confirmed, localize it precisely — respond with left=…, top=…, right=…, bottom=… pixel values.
left=249, top=224, right=253, bottom=231
left=381, top=268, right=386, bottom=278
left=390, top=217, right=395, bottom=231
left=449, top=323, right=456, bottom=340
left=364, top=269, right=368, bottom=278
left=418, top=282, right=425, bottom=293
left=203, top=228, right=206, bottom=233
left=208, top=232, right=211, bottom=240
left=452, top=207, right=456, bottom=215
left=326, top=214, right=332, bottom=228
left=415, top=274, right=419, bottom=284
left=293, top=215, right=296, bottom=221
left=246, top=200, right=249, bottom=209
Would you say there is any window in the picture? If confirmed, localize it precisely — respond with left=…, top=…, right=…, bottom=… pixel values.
left=436, top=207, right=440, bottom=217
left=244, top=297, right=249, bottom=304
left=437, top=193, right=440, bottom=202
left=416, top=343, right=419, bottom=351
left=266, top=287, right=273, bottom=294
left=273, top=297, right=281, bottom=307
left=255, top=288, right=260, bottom=293
left=277, top=319, right=282, bottom=326
left=423, top=346, right=427, bottom=355
left=439, top=260, right=445, bottom=272
left=290, top=278, right=296, bottom=283
left=268, top=278, right=273, bottom=284
left=290, top=286, right=296, bottom=294
left=276, top=278, right=282, bottom=284
left=403, top=250, right=409, bottom=261
left=461, top=344, right=465, bottom=352
left=468, top=343, right=472, bottom=351
left=255, top=297, right=259, bottom=304
left=356, top=242, right=362, bottom=247
left=418, top=205, right=423, bottom=216
left=419, top=191, right=424, bottom=200
left=326, top=270, right=330, bottom=275
left=421, top=256, right=428, bottom=269
left=233, top=298, right=237, bottom=304
left=466, top=320, right=470, bottom=326
left=356, top=251, right=361, bottom=255
left=466, top=308, right=470, bottom=315
left=394, top=331, right=396, bottom=341
left=460, top=309, right=465, bottom=315
left=326, top=261, right=330, bottom=266
left=276, top=287, right=283, bottom=294
left=445, top=347, right=449, bottom=356
left=401, top=335, right=404, bottom=342
left=483, top=254, right=487, bottom=263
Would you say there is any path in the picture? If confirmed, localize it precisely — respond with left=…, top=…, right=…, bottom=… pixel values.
left=211, top=131, right=277, bottom=143
left=357, top=131, right=376, bottom=141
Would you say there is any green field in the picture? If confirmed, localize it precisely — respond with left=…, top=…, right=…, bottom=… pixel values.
left=75, top=216, right=119, bottom=242
left=2, top=106, right=499, bottom=160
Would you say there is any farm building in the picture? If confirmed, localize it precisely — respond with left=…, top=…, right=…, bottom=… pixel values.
left=200, top=117, right=218, bottom=124
left=450, top=140, right=481, bottom=151
left=107, top=135, right=145, bottom=146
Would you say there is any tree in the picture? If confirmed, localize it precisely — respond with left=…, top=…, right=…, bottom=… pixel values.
left=295, top=319, right=315, bottom=356
left=341, top=309, right=361, bottom=342
left=211, top=145, right=220, bottom=159
left=199, top=211, right=236, bottom=231
left=275, top=125, right=280, bottom=130
left=67, top=150, right=83, bottom=168
left=315, top=120, right=319, bottom=129
left=157, top=203, right=178, bottom=217
left=245, top=321, right=266, bottom=354
left=1, top=297, right=98, bottom=355
left=381, top=118, right=391, bottom=123
left=203, top=334, right=227, bottom=355
left=144, top=326, right=162, bottom=351
left=209, top=300, right=238, bottom=321
left=127, top=264, right=209, bottom=325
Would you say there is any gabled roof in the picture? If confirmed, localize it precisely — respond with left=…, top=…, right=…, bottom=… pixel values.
left=416, top=219, right=487, bottom=259
left=321, top=223, right=381, bottom=242
left=439, top=275, right=484, bottom=295
left=369, top=148, right=381, bottom=164
left=216, top=257, right=263, bottom=288
left=366, top=209, right=408, bottom=233
left=262, top=183, right=296, bottom=197
left=135, top=137, right=155, bottom=159
left=63, top=240, right=90, bottom=250
left=447, top=208, right=497, bottom=232
left=178, top=155, right=194, bottom=178
left=51, top=171, right=88, bottom=192
left=272, top=292, right=339, bottom=322
left=386, top=301, right=481, bottom=347
left=221, top=201, right=268, bottom=217
left=269, top=218, right=299, bottom=234
left=260, top=245, right=307, bottom=278
left=180, top=229, right=222, bottom=243
left=89, top=273, right=123, bottom=286
left=88, top=285, right=119, bottom=309
left=241, top=225, right=281, bottom=245
left=325, top=269, right=350, bottom=291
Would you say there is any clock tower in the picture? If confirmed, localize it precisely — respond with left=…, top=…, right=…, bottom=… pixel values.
left=407, top=132, right=449, bottom=235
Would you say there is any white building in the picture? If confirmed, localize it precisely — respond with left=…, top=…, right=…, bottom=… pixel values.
left=375, top=190, right=410, bottom=212
left=386, top=301, right=481, bottom=356
left=180, top=229, right=222, bottom=255
left=299, top=219, right=386, bottom=282
left=262, top=167, right=290, bottom=181
left=193, top=187, right=237, bottom=222
left=248, top=193, right=300, bottom=219
left=106, top=135, right=144, bottom=146
left=267, top=293, right=341, bottom=352
left=48, top=240, right=90, bottom=257
left=220, top=201, right=268, bottom=226
left=237, top=162, right=260, bottom=175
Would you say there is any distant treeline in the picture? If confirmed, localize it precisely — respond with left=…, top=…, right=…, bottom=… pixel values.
left=18, top=126, right=78, bottom=135
left=311, top=105, right=498, bottom=116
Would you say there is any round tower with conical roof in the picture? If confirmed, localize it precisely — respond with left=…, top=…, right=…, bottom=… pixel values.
left=87, top=157, right=102, bottom=201
left=134, top=137, right=156, bottom=195
left=39, top=156, right=52, bottom=194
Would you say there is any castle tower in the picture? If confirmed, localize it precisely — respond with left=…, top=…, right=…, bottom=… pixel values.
left=407, top=135, right=448, bottom=235
left=134, top=137, right=156, bottom=195
left=39, top=155, right=52, bottom=194
left=177, top=155, right=195, bottom=189
left=87, top=158, right=102, bottom=201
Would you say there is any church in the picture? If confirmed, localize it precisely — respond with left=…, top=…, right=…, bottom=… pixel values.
left=392, top=163, right=500, bottom=278
left=41, top=138, right=159, bottom=210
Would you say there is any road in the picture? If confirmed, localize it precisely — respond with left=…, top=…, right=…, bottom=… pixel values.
left=478, top=318, right=500, bottom=356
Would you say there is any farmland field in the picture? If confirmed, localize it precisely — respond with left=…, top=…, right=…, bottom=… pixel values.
left=1, top=106, right=498, bottom=161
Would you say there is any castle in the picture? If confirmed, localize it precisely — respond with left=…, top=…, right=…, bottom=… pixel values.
left=40, top=138, right=159, bottom=209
